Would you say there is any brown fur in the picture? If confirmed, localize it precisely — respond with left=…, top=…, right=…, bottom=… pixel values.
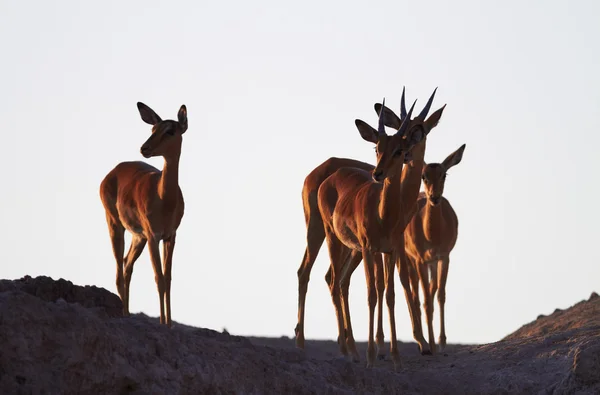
left=405, top=144, right=465, bottom=353
left=99, top=102, right=188, bottom=327
left=296, top=96, right=445, bottom=369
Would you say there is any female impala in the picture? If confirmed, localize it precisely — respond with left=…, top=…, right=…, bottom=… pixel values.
left=100, top=102, right=188, bottom=327
left=405, top=144, right=465, bottom=353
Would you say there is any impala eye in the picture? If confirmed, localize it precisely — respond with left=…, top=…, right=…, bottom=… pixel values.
left=393, top=150, right=403, bottom=157
left=166, top=129, right=175, bottom=136
left=422, top=175, right=427, bottom=183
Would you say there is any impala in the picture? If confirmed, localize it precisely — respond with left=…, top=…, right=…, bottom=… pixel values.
left=405, top=144, right=465, bottom=353
left=317, top=91, right=445, bottom=369
left=295, top=89, right=444, bottom=365
left=100, top=102, right=188, bottom=326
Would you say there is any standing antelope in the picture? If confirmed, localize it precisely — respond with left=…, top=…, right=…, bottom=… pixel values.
left=405, top=144, right=465, bottom=353
left=317, top=93, right=444, bottom=369
left=100, top=102, right=188, bottom=327
left=295, top=89, right=444, bottom=364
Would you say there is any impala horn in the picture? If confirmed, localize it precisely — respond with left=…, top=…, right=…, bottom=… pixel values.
left=378, top=98, right=387, bottom=135
left=400, top=86, right=407, bottom=120
left=396, top=99, right=416, bottom=137
left=417, top=87, right=438, bottom=120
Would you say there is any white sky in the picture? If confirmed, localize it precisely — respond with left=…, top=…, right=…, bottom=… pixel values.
left=1, top=0, right=599, bottom=345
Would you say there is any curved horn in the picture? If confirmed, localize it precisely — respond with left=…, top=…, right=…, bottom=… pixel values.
left=396, top=99, right=416, bottom=137
left=378, top=97, right=386, bottom=135
left=400, top=86, right=407, bottom=120
left=417, top=87, right=437, bottom=120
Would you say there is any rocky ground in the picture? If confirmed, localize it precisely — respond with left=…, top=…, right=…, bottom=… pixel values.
left=1, top=276, right=599, bottom=394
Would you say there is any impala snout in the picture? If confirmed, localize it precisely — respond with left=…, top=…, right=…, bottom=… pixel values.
left=372, top=169, right=384, bottom=183
left=429, top=196, right=441, bottom=206
left=140, top=145, right=152, bottom=158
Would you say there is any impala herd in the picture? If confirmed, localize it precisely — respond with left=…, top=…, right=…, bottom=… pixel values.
left=99, top=88, right=465, bottom=370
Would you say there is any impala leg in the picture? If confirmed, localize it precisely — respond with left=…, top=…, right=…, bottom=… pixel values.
left=123, top=235, right=147, bottom=316
left=429, top=262, right=439, bottom=350
left=362, top=250, right=378, bottom=368
left=408, top=259, right=423, bottom=336
left=296, top=219, right=325, bottom=349
left=397, top=247, right=430, bottom=355
left=106, top=216, right=125, bottom=313
left=417, top=261, right=436, bottom=354
left=324, top=232, right=349, bottom=357
left=437, top=257, right=450, bottom=351
left=373, top=253, right=386, bottom=360
left=383, top=253, right=401, bottom=369
left=147, top=238, right=166, bottom=325
left=339, top=250, right=362, bottom=362
left=162, top=234, right=176, bottom=327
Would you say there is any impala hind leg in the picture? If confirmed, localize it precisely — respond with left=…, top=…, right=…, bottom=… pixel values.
left=105, top=215, right=126, bottom=312
left=324, top=232, right=350, bottom=357
left=162, top=234, right=176, bottom=327
left=373, top=254, right=386, bottom=360
left=339, top=250, right=362, bottom=362
left=437, top=257, right=450, bottom=351
left=296, top=218, right=326, bottom=349
left=147, top=238, right=166, bottom=325
left=123, top=234, right=147, bottom=316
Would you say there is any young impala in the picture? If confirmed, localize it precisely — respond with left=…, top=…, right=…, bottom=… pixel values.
left=405, top=144, right=465, bottom=353
left=100, top=102, right=188, bottom=327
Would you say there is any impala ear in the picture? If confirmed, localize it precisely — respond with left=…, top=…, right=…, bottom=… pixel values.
left=355, top=119, right=379, bottom=144
left=442, top=144, right=466, bottom=170
left=423, top=105, right=446, bottom=135
left=178, top=105, right=188, bottom=133
left=373, top=103, right=401, bottom=129
left=137, top=102, right=162, bottom=126
left=405, top=126, right=425, bottom=150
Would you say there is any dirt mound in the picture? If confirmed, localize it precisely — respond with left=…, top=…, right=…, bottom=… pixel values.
left=504, top=292, right=600, bottom=341
left=0, top=276, right=599, bottom=394
left=0, top=275, right=123, bottom=318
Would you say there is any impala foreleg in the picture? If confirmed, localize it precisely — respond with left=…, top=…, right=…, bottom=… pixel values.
left=147, top=238, right=166, bottom=325
left=437, top=257, right=450, bottom=351
left=416, top=261, right=436, bottom=354
left=373, top=253, right=386, bottom=360
left=362, top=250, right=378, bottom=368
left=408, top=264, right=420, bottom=316
left=162, top=234, right=176, bottom=327
left=397, top=248, right=430, bottom=355
left=383, top=252, right=400, bottom=369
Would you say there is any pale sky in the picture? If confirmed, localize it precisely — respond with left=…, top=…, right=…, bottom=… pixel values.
left=1, top=0, right=599, bottom=345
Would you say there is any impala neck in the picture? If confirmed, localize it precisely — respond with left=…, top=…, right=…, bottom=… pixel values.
left=379, top=170, right=404, bottom=231
left=423, top=199, right=444, bottom=240
left=378, top=140, right=429, bottom=231
left=159, top=152, right=181, bottom=205
left=400, top=140, right=427, bottom=223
